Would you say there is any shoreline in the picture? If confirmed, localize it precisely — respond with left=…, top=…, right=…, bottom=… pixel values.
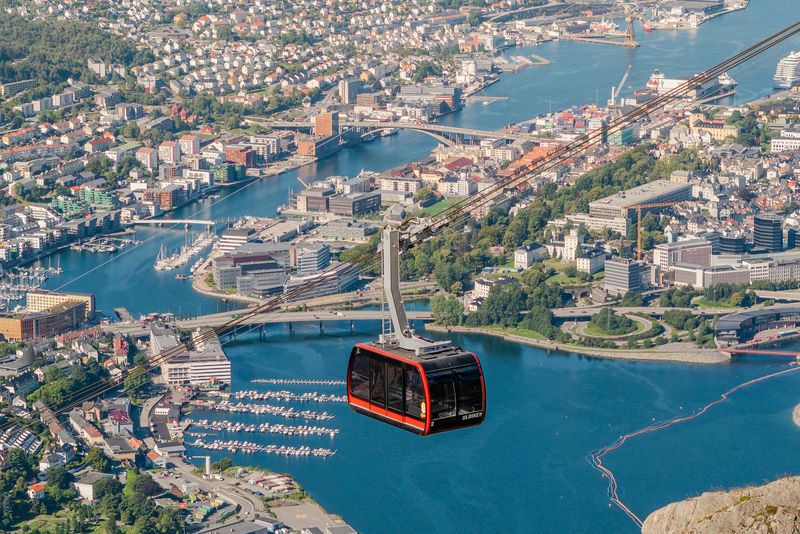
left=425, top=324, right=730, bottom=365
left=793, top=403, right=800, bottom=428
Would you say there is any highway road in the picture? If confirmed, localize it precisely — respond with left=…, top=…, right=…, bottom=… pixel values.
left=104, top=309, right=433, bottom=336
left=175, top=309, right=434, bottom=330
left=171, top=458, right=264, bottom=519
left=551, top=306, right=738, bottom=319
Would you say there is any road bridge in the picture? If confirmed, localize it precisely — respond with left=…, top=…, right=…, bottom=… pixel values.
left=243, top=117, right=531, bottom=146
left=176, top=309, right=433, bottom=330
left=104, top=309, right=434, bottom=337
left=552, top=306, right=736, bottom=319
left=721, top=348, right=799, bottom=358
left=129, top=219, right=216, bottom=228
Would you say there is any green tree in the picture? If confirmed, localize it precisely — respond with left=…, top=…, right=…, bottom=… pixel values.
left=620, top=291, right=644, bottom=306
left=211, top=457, right=232, bottom=473
left=431, top=295, right=464, bottom=326
left=86, top=448, right=111, bottom=472
left=589, top=308, right=637, bottom=335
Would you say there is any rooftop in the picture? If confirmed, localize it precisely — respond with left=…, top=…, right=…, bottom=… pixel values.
left=589, top=180, right=691, bottom=210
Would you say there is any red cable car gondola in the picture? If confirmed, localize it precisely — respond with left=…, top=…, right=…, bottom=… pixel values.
left=346, top=229, right=486, bottom=435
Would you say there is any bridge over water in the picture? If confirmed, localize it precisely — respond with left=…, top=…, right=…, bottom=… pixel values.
left=244, top=117, right=534, bottom=146
left=128, top=219, right=216, bottom=228
left=105, top=309, right=434, bottom=337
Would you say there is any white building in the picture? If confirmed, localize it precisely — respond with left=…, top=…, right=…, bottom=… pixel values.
left=514, top=244, right=545, bottom=269
left=563, top=229, right=583, bottom=262
left=770, top=128, right=800, bottom=152
left=155, top=327, right=231, bottom=386
left=576, top=250, right=605, bottom=275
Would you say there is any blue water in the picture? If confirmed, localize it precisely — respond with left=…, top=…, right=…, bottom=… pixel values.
left=35, top=0, right=800, bottom=530
left=186, top=324, right=800, bottom=533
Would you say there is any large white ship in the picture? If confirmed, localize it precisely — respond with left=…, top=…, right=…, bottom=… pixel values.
left=634, top=70, right=736, bottom=102
left=774, top=51, right=800, bottom=89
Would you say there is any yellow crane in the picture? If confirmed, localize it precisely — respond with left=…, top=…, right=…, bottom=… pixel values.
left=629, top=201, right=680, bottom=260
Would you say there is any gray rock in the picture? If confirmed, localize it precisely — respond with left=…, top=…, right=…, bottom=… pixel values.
left=641, top=476, right=800, bottom=534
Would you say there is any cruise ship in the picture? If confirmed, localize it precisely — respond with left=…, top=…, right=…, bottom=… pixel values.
left=634, top=70, right=736, bottom=102
left=774, top=51, right=800, bottom=89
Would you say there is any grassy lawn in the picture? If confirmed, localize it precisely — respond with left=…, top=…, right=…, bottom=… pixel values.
left=544, top=258, right=574, bottom=271
left=417, top=198, right=462, bottom=217
left=695, top=297, right=737, bottom=309
left=584, top=319, right=645, bottom=337
left=546, top=272, right=584, bottom=285
left=19, top=510, right=84, bottom=533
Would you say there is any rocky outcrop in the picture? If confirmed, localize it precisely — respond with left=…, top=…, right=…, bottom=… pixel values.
left=642, top=477, right=800, bottom=534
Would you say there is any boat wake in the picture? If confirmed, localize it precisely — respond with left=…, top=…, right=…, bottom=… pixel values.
left=586, top=364, right=800, bottom=528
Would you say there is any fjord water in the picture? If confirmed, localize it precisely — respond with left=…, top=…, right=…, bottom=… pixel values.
left=187, top=324, right=800, bottom=533
left=35, top=0, right=800, bottom=530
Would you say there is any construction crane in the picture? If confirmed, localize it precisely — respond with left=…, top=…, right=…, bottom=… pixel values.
left=625, top=14, right=638, bottom=47
left=630, top=201, right=680, bottom=260
left=609, top=64, right=632, bottom=106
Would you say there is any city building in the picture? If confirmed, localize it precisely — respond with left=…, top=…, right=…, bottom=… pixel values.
left=719, top=235, right=746, bottom=254
left=603, top=257, right=650, bottom=295
left=296, top=135, right=339, bottom=159
left=653, top=239, right=712, bottom=271
left=0, top=301, right=88, bottom=341
left=328, top=191, right=382, bottom=216
left=27, top=291, right=95, bottom=320
left=135, top=147, right=158, bottom=171
left=218, top=228, right=256, bottom=253
left=318, top=220, right=378, bottom=241
left=152, top=327, right=231, bottom=386
left=297, top=244, right=331, bottom=274
left=576, top=250, right=605, bottom=275
left=715, top=306, right=800, bottom=345
left=314, top=112, right=339, bottom=138
left=473, top=276, right=518, bottom=299
left=380, top=175, right=423, bottom=194
left=770, top=128, right=800, bottom=152
left=339, top=78, right=360, bottom=105
left=74, top=472, right=113, bottom=501
left=563, top=229, right=584, bottom=262
left=513, top=244, right=545, bottom=269
left=179, top=134, right=200, bottom=156
left=586, top=180, right=693, bottom=231
left=225, top=146, right=257, bottom=167
left=753, top=214, right=783, bottom=252
left=672, top=263, right=751, bottom=289
left=158, top=141, right=181, bottom=165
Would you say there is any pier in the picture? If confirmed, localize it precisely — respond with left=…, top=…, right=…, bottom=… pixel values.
left=114, top=307, right=134, bottom=323
left=465, top=95, right=509, bottom=105
left=562, top=35, right=639, bottom=48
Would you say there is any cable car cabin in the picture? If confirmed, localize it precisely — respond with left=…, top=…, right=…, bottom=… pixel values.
left=347, top=342, right=486, bottom=435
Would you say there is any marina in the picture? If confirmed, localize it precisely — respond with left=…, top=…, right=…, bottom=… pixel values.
left=69, top=235, right=141, bottom=254
left=186, top=418, right=339, bottom=438
left=0, top=265, right=63, bottom=303
left=191, top=400, right=336, bottom=421
left=191, top=439, right=336, bottom=457
left=251, top=378, right=346, bottom=386
left=154, top=231, right=217, bottom=271
left=232, top=390, right=346, bottom=403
